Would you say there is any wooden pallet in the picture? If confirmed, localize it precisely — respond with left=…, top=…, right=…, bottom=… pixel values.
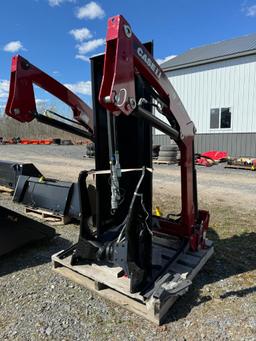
left=25, top=207, right=71, bottom=225
left=225, top=164, right=255, bottom=171
left=153, top=160, right=177, bottom=165
left=52, top=239, right=213, bottom=325
left=0, top=185, right=14, bottom=195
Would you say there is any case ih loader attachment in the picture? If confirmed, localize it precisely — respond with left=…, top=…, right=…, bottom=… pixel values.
left=52, top=15, right=213, bottom=324
left=5, top=17, right=213, bottom=323
left=1, top=56, right=94, bottom=257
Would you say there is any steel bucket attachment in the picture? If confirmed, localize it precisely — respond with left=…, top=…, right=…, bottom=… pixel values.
left=0, top=205, right=55, bottom=257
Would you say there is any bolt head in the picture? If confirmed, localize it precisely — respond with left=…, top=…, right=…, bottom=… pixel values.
left=129, top=98, right=136, bottom=109
left=13, top=108, right=20, bottom=115
left=124, top=25, right=132, bottom=38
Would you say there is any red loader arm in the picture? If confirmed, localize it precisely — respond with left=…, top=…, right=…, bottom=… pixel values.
left=5, top=55, right=93, bottom=133
left=99, top=15, right=209, bottom=250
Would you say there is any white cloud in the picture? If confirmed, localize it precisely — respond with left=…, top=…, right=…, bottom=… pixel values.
left=77, top=38, right=105, bottom=54
left=156, top=55, right=176, bottom=65
left=48, top=0, right=74, bottom=7
left=69, top=27, right=92, bottom=41
left=64, top=81, right=91, bottom=96
left=75, top=54, right=90, bottom=62
left=3, top=41, right=25, bottom=53
left=36, top=99, right=49, bottom=105
left=245, top=4, right=256, bottom=16
left=0, top=80, right=10, bottom=98
left=76, top=1, right=105, bottom=20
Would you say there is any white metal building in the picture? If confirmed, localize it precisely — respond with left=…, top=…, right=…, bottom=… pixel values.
left=154, top=33, right=256, bottom=156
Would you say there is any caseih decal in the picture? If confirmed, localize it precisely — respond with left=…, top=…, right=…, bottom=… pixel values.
left=137, top=47, right=162, bottom=79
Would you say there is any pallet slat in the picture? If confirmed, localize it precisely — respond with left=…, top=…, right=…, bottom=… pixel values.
left=25, top=207, right=70, bottom=225
left=0, top=185, right=14, bottom=194
left=54, top=266, right=158, bottom=323
left=153, top=160, right=176, bottom=165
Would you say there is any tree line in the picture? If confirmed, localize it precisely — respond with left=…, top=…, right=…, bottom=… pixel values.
left=0, top=110, right=88, bottom=142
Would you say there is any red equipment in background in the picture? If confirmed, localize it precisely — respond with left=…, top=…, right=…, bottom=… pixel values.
left=196, top=150, right=228, bottom=167
left=20, top=139, right=53, bottom=145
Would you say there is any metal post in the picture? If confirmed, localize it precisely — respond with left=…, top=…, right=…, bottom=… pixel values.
left=35, top=113, right=94, bottom=141
left=136, top=106, right=179, bottom=140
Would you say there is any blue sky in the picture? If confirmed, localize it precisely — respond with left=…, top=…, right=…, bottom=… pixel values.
left=0, top=0, right=256, bottom=111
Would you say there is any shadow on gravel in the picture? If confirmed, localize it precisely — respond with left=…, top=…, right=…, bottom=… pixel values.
left=220, top=286, right=256, bottom=298
left=0, top=235, right=72, bottom=277
left=164, top=229, right=256, bottom=324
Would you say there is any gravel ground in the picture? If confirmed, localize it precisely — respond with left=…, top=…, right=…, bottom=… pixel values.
left=0, top=145, right=255, bottom=341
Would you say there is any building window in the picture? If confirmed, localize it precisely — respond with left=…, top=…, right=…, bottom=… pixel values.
left=210, top=107, right=231, bottom=129
left=210, top=108, right=219, bottom=129
left=220, top=107, right=231, bottom=128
